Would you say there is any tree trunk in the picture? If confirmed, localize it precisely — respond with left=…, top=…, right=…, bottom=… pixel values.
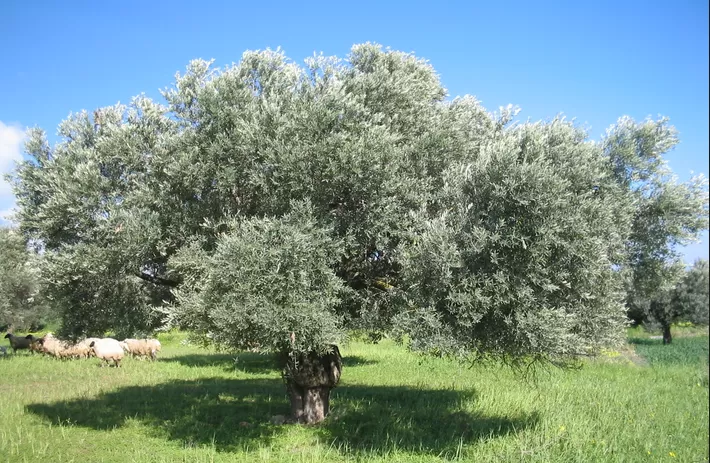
left=662, top=324, right=672, bottom=345
left=287, top=383, right=332, bottom=424
left=282, top=345, right=342, bottom=424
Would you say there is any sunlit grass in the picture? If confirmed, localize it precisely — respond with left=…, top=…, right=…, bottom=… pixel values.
left=1, top=331, right=708, bottom=462
left=627, top=323, right=709, bottom=340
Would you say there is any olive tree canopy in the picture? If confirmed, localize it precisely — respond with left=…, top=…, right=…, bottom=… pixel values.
left=10, top=43, right=708, bottom=422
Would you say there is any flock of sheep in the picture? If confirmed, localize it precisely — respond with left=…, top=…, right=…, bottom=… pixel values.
left=2, top=333, right=161, bottom=367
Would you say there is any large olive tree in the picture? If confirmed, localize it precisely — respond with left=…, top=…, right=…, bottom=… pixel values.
left=10, top=43, right=707, bottom=423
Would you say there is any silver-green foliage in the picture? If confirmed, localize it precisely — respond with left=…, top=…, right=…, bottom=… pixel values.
left=0, top=228, right=50, bottom=330
left=397, top=120, right=629, bottom=362
left=673, top=259, right=710, bottom=326
left=602, top=117, right=709, bottom=323
left=646, top=259, right=710, bottom=330
left=9, top=43, right=706, bottom=363
left=169, top=202, right=345, bottom=355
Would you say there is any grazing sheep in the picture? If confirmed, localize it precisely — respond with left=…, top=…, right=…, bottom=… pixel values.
left=79, top=337, right=101, bottom=347
left=29, top=332, right=54, bottom=348
left=121, top=338, right=145, bottom=358
left=3, top=333, right=32, bottom=354
left=27, top=336, right=44, bottom=354
left=78, top=338, right=101, bottom=358
left=145, top=338, right=161, bottom=360
left=55, top=345, right=72, bottom=359
left=89, top=338, right=124, bottom=367
left=0, top=346, right=6, bottom=356
left=46, top=339, right=70, bottom=358
left=60, top=343, right=92, bottom=359
left=120, top=338, right=136, bottom=353
left=32, top=333, right=70, bottom=358
left=122, top=338, right=159, bottom=360
left=77, top=344, right=91, bottom=358
left=26, top=334, right=42, bottom=352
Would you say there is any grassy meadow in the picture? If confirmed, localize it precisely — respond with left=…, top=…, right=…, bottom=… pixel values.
left=1, top=328, right=708, bottom=462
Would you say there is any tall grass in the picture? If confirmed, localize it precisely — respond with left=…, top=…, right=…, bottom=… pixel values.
left=1, top=332, right=708, bottom=462
left=629, top=336, right=708, bottom=366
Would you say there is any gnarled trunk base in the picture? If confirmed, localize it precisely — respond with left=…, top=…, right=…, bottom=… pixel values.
left=288, top=384, right=331, bottom=424
left=662, top=324, right=672, bottom=345
left=282, top=345, right=342, bottom=424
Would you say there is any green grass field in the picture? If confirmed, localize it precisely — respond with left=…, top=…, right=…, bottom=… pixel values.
left=1, top=330, right=708, bottom=462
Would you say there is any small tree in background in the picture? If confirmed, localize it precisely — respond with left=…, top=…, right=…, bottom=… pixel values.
left=0, top=227, right=52, bottom=332
left=602, top=117, right=709, bottom=336
left=645, top=259, right=710, bottom=344
left=674, top=259, right=710, bottom=327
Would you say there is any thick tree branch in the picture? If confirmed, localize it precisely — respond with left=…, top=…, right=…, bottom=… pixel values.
left=134, top=271, right=180, bottom=288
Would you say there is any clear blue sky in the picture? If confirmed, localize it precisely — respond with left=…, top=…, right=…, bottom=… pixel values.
left=1, top=0, right=708, bottom=261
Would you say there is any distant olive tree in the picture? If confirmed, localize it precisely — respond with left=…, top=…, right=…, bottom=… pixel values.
left=675, top=259, right=710, bottom=326
left=0, top=227, right=52, bottom=332
left=643, top=259, right=709, bottom=344
left=602, top=117, right=709, bottom=339
left=9, top=43, right=707, bottom=422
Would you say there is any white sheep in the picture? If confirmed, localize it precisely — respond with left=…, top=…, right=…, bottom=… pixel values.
left=78, top=338, right=101, bottom=357
left=61, top=343, right=92, bottom=359
left=145, top=338, right=161, bottom=360
left=121, top=338, right=161, bottom=360
left=79, top=337, right=101, bottom=347
left=40, top=335, right=70, bottom=358
left=121, top=338, right=141, bottom=357
left=89, top=338, right=124, bottom=367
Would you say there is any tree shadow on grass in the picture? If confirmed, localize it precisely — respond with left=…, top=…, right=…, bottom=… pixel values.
left=159, top=352, right=276, bottom=374
left=26, top=378, right=538, bottom=456
left=628, top=337, right=661, bottom=346
left=324, top=385, right=539, bottom=457
left=160, top=352, right=377, bottom=374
